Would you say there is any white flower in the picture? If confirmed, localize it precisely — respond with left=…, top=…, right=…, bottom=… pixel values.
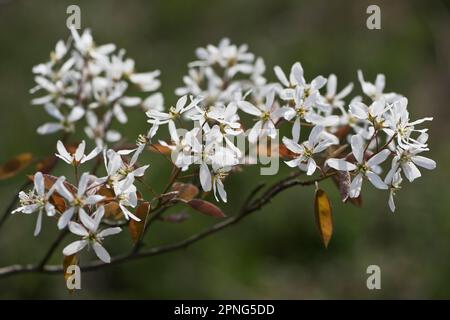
left=162, top=125, right=205, bottom=170
left=199, top=164, right=230, bottom=203
left=85, top=111, right=121, bottom=148
left=190, top=38, right=255, bottom=75
left=383, top=97, right=433, bottom=149
left=238, top=91, right=282, bottom=143
left=37, top=104, right=84, bottom=135
left=319, top=74, right=353, bottom=109
left=274, top=62, right=327, bottom=101
left=113, top=174, right=140, bottom=221
left=326, top=134, right=390, bottom=198
left=56, top=173, right=105, bottom=229
left=384, top=168, right=403, bottom=213
left=279, top=86, right=338, bottom=142
left=12, top=172, right=65, bottom=236
left=63, top=206, right=121, bottom=263
left=389, top=146, right=436, bottom=182
left=349, top=98, right=389, bottom=128
left=357, top=70, right=399, bottom=102
left=70, top=27, right=116, bottom=60
left=147, top=95, right=202, bottom=129
left=282, top=125, right=338, bottom=175
left=142, top=92, right=164, bottom=112
left=56, top=140, right=102, bottom=165
left=129, top=71, right=161, bottom=92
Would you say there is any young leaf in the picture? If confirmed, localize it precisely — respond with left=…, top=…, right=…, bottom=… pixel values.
left=314, top=188, right=333, bottom=248
left=0, top=153, right=33, bottom=180
left=172, top=182, right=199, bottom=201
left=147, top=144, right=172, bottom=155
left=50, top=193, right=67, bottom=213
left=128, top=202, right=150, bottom=243
left=28, top=174, right=77, bottom=194
left=332, top=171, right=351, bottom=202
left=187, top=199, right=226, bottom=218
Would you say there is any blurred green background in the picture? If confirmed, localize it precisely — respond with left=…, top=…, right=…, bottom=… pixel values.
left=0, top=0, right=449, bottom=299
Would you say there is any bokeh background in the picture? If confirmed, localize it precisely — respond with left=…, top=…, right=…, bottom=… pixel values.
left=0, top=0, right=449, bottom=299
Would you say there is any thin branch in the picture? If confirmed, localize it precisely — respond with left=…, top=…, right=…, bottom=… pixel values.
left=0, top=172, right=336, bottom=279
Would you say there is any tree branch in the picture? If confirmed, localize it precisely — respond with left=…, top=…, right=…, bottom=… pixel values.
left=0, top=172, right=336, bottom=279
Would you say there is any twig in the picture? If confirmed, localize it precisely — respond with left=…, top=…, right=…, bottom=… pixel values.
left=0, top=171, right=337, bottom=279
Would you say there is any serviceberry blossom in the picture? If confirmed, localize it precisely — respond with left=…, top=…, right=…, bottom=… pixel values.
left=283, top=126, right=338, bottom=175
left=357, top=70, right=399, bottom=103
left=327, top=135, right=390, bottom=198
left=56, top=140, right=102, bottom=165
left=12, top=172, right=65, bottom=236
left=238, top=91, right=282, bottom=143
left=37, top=104, right=85, bottom=135
left=319, top=74, right=353, bottom=109
left=383, top=97, right=433, bottom=149
left=9, top=32, right=437, bottom=271
left=176, top=38, right=267, bottom=106
left=388, top=146, right=436, bottom=183
left=385, top=168, right=403, bottom=212
left=63, top=206, right=121, bottom=263
left=56, top=173, right=105, bottom=229
left=113, top=174, right=140, bottom=221
left=31, top=27, right=162, bottom=148
left=274, top=62, right=327, bottom=101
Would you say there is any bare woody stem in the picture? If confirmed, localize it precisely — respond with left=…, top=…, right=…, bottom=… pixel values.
left=0, top=172, right=336, bottom=279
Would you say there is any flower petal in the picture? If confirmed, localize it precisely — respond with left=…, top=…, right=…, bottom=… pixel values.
left=63, top=240, right=88, bottom=256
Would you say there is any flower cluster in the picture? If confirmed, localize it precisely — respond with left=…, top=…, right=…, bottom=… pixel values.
left=11, top=30, right=435, bottom=266
left=31, top=27, right=162, bottom=148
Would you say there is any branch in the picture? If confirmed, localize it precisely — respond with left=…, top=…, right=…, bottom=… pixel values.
left=0, top=172, right=336, bottom=279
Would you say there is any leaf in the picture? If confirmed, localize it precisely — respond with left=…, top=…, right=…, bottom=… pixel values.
left=187, top=199, right=226, bottom=218
left=0, top=153, right=33, bottom=180
left=35, top=155, right=58, bottom=174
left=128, top=202, right=150, bottom=243
left=278, top=143, right=298, bottom=159
left=314, top=188, right=333, bottom=248
left=28, top=174, right=77, bottom=194
left=147, top=143, right=172, bottom=155
left=332, top=171, right=351, bottom=203
left=331, top=173, right=363, bottom=207
left=172, top=182, right=199, bottom=201
left=257, top=142, right=297, bottom=159
left=49, top=193, right=67, bottom=213
left=104, top=202, right=123, bottom=219
left=334, top=125, right=351, bottom=141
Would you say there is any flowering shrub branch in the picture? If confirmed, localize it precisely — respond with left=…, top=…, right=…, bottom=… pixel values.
left=0, top=28, right=436, bottom=281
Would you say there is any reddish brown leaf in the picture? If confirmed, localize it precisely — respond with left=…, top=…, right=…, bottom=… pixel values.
left=128, top=202, right=151, bottom=243
left=187, top=199, right=226, bottom=218
left=172, top=182, right=199, bottom=201
left=28, top=174, right=77, bottom=194
left=0, top=153, right=33, bottom=180
left=334, top=125, right=351, bottom=141
left=49, top=193, right=67, bottom=213
left=279, top=143, right=299, bottom=159
left=332, top=171, right=351, bottom=203
left=314, top=188, right=333, bottom=248
left=147, top=144, right=172, bottom=155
